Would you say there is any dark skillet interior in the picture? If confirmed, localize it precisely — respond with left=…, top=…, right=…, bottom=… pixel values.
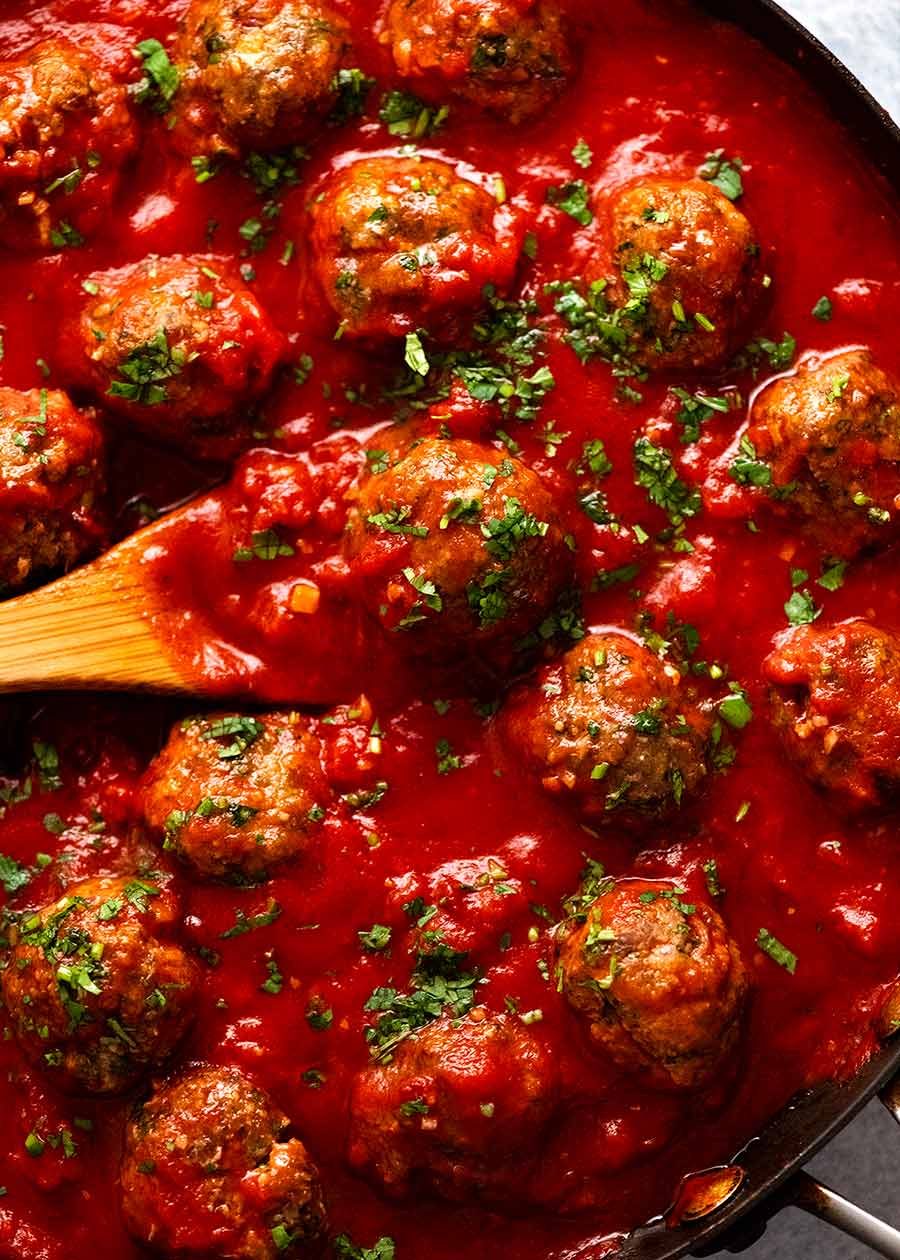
left=613, top=14, right=900, bottom=1259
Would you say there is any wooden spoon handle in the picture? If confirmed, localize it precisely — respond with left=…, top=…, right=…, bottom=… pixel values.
left=0, top=547, right=190, bottom=694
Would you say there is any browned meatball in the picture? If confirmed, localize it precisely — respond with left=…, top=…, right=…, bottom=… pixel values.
left=383, top=0, right=573, bottom=124
left=0, top=39, right=139, bottom=249
left=0, top=386, right=105, bottom=591
left=764, top=620, right=900, bottom=807
left=499, top=632, right=711, bottom=818
left=60, top=254, right=285, bottom=455
left=309, top=156, right=523, bottom=338
left=595, top=177, right=765, bottom=372
left=142, top=711, right=329, bottom=880
left=556, top=879, right=747, bottom=1089
left=743, top=350, right=900, bottom=557
left=171, top=0, right=351, bottom=159
left=348, top=1012, right=558, bottom=1198
left=1, top=875, right=198, bottom=1094
left=344, top=435, right=573, bottom=667
left=121, top=1065, right=326, bottom=1259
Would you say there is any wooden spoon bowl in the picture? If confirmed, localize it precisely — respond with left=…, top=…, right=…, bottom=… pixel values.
left=0, top=521, right=195, bottom=694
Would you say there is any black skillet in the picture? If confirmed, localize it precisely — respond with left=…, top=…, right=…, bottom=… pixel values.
left=610, top=3, right=900, bottom=1257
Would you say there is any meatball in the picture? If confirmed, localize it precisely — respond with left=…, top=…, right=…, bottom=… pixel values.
left=348, top=1013, right=558, bottom=1198
left=0, top=39, right=138, bottom=249
left=556, top=879, right=747, bottom=1089
left=1, top=875, right=198, bottom=1094
left=383, top=0, right=573, bottom=124
left=171, top=0, right=351, bottom=159
left=499, top=632, right=711, bottom=818
left=764, top=620, right=900, bottom=807
left=597, top=177, right=764, bottom=372
left=121, top=1065, right=326, bottom=1259
left=743, top=350, right=900, bottom=556
left=309, top=156, right=523, bottom=338
left=344, top=435, right=573, bottom=667
left=61, top=254, right=284, bottom=454
left=0, top=387, right=105, bottom=591
left=142, top=711, right=329, bottom=880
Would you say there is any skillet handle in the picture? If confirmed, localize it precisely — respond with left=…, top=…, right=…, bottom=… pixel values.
left=784, top=1169, right=900, bottom=1259
left=769, top=1075, right=900, bottom=1258
left=697, top=1079, right=900, bottom=1258
left=699, top=1169, right=900, bottom=1259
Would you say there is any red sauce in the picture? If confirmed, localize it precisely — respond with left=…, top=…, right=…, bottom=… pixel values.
left=1, top=1, right=900, bottom=1258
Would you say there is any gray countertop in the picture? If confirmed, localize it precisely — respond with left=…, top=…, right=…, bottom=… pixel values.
left=782, top=0, right=900, bottom=120
left=710, top=2, right=899, bottom=1257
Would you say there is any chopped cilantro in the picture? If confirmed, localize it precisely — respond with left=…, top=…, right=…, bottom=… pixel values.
left=364, top=943, right=479, bottom=1058
left=671, top=387, right=730, bottom=444
left=718, top=684, right=753, bottom=729
left=333, top=1236, right=396, bottom=1260
left=633, top=437, right=701, bottom=524
left=703, top=858, right=723, bottom=898
left=481, top=497, right=549, bottom=561
left=359, top=924, right=392, bottom=953
left=435, top=738, right=462, bottom=775
left=133, top=39, right=180, bottom=113
left=404, top=332, right=429, bottom=377
left=306, top=1001, right=334, bottom=1031
left=784, top=588, right=821, bottom=626
left=546, top=180, right=593, bottom=226
left=757, top=928, right=797, bottom=974
left=49, top=221, right=84, bottom=249
left=572, top=138, right=593, bottom=169
left=108, top=330, right=187, bottom=405
left=742, top=332, right=797, bottom=370
left=220, top=898, right=281, bottom=938
left=379, top=90, right=448, bottom=137
left=232, top=529, right=295, bottom=562
left=730, top=434, right=772, bottom=488
left=329, top=68, right=375, bottom=122
left=199, top=715, right=264, bottom=760
left=33, top=741, right=62, bottom=791
left=699, top=149, right=744, bottom=200
left=817, top=559, right=847, bottom=592
left=261, top=958, right=284, bottom=995
left=0, top=853, right=31, bottom=895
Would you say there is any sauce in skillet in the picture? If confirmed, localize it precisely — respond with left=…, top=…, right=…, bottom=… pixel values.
left=1, top=1, right=900, bottom=1258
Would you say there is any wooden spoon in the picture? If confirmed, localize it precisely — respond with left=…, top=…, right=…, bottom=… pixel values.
left=0, top=522, right=194, bottom=694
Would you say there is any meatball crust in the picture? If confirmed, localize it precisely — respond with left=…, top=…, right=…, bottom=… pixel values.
left=142, top=711, right=329, bottom=880
left=383, top=0, right=573, bottom=124
left=348, top=1013, right=558, bottom=1198
left=556, top=879, right=747, bottom=1089
left=0, top=39, right=139, bottom=249
left=1, top=875, right=198, bottom=1094
left=597, top=177, right=764, bottom=372
left=764, top=620, right=900, bottom=807
left=121, top=1065, right=326, bottom=1259
left=743, top=350, right=900, bottom=556
left=499, top=632, right=711, bottom=818
left=344, top=435, right=573, bottom=667
left=0, top=386, right=105, bottom=591
left=61, top=254, right=285, bottom=454
left=309, top=156, right=523, bottom=338
left=171, top=0, right=351, bottom=159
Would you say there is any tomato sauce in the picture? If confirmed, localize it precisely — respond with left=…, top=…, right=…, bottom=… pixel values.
left=2, top=1, right=900, bottom=1257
